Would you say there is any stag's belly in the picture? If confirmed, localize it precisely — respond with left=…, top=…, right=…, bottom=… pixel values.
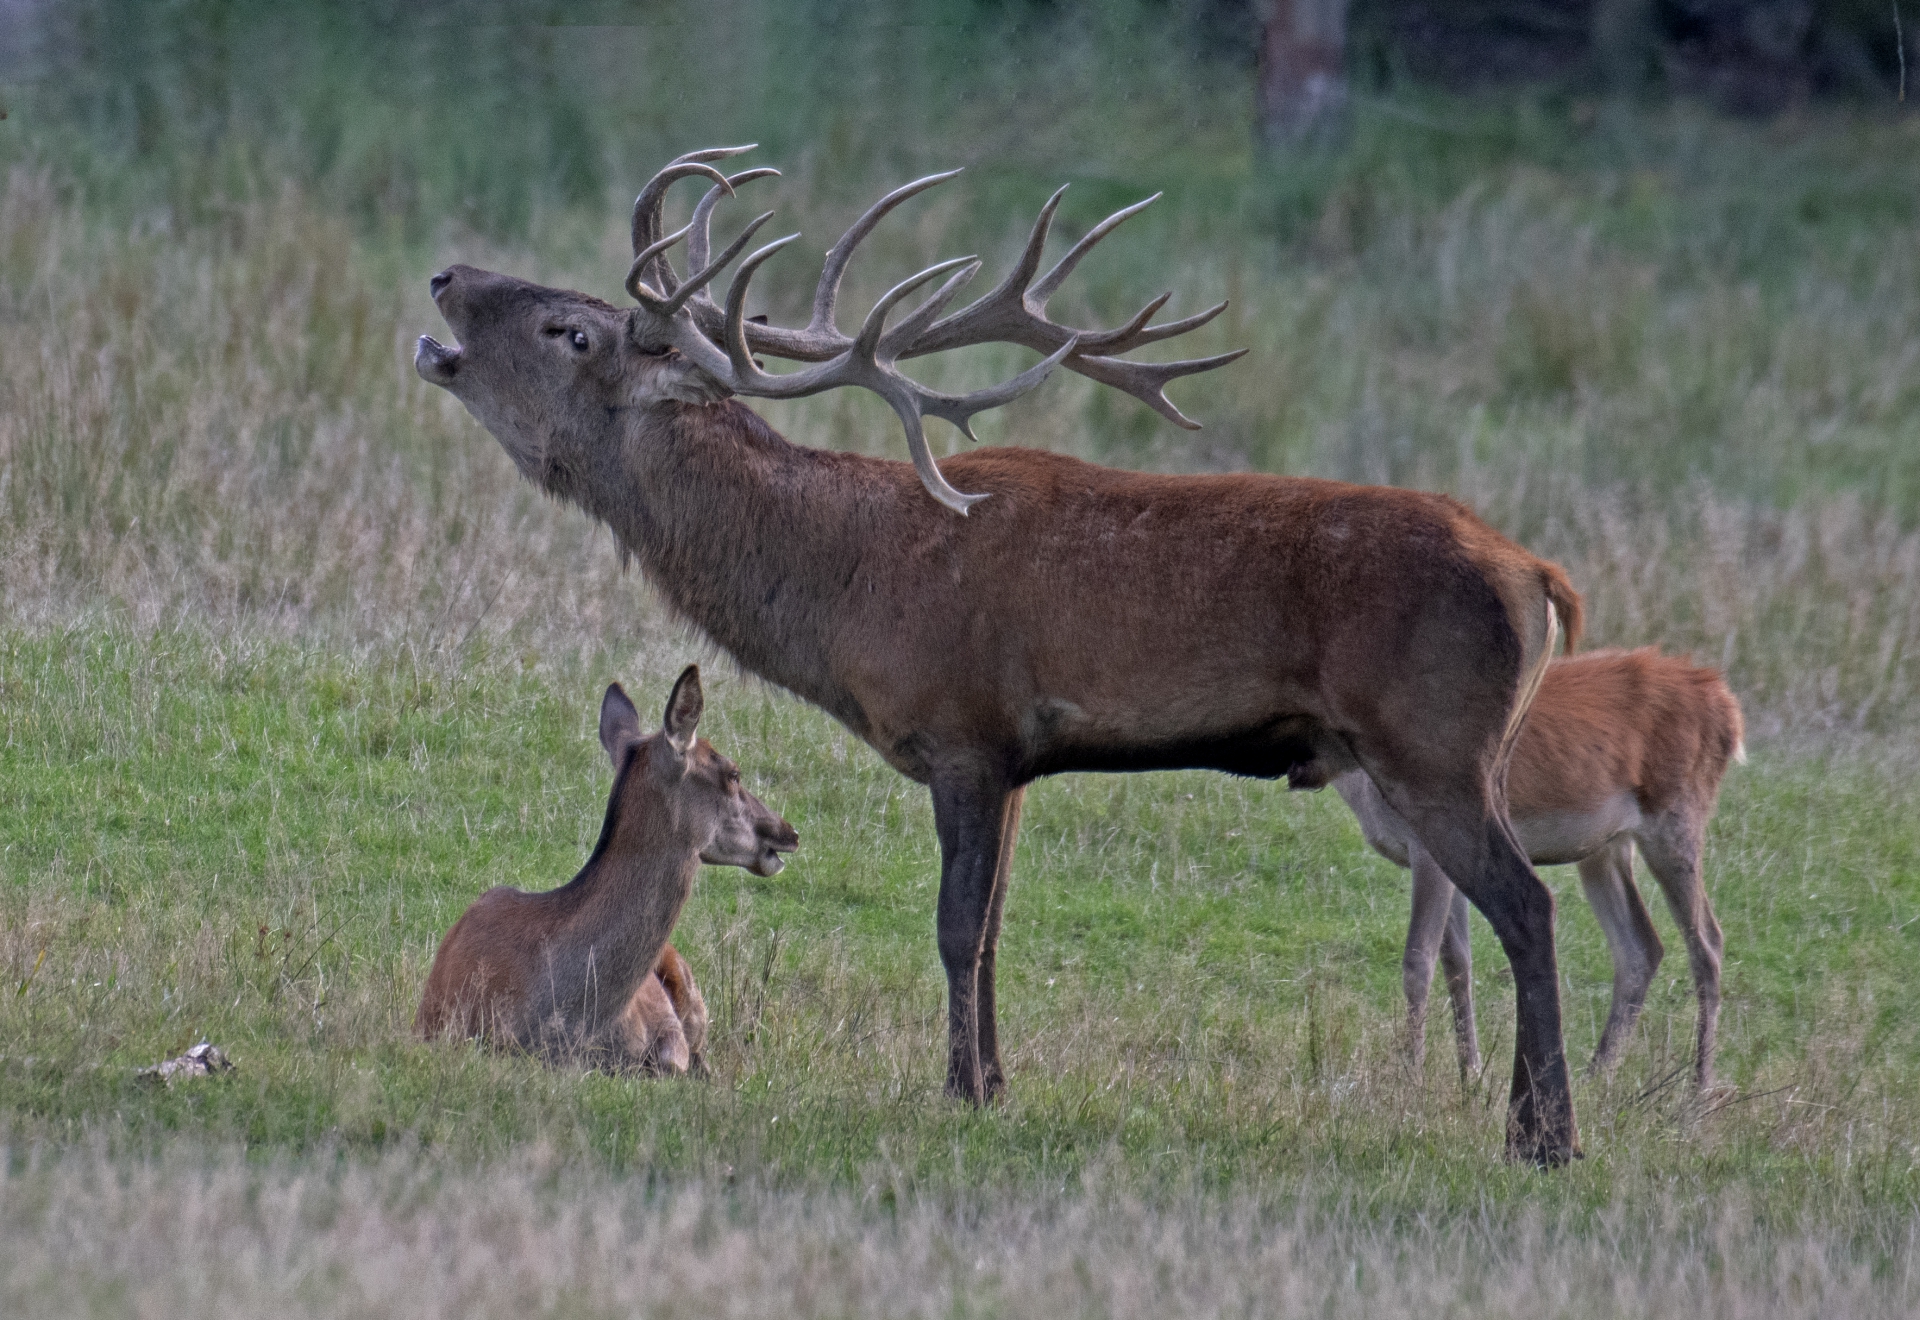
left=1017, top=703, right=1358, bottom=782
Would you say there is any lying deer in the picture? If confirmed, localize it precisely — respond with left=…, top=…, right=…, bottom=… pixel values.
left=415, top=668, right=797, bottom=1071
left=417, top=147, right=1589, bottom=1162
left=1325, top=648, right=1744, bottom=1091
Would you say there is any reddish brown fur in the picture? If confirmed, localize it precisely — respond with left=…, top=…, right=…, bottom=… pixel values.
left=1337, top=649, right=1743, bottom=1090
left=415, top=671, right=795, bottom=1071
left=1508, top=649, right=1741, bottom=818
left=417, top=242, right=1590, bottom=1161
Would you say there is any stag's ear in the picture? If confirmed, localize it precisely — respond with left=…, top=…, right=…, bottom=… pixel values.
left=624, top=323, right=729, bottom=405
left=662, top=665, right=703, bottom=754
left=599, top=683, right=642, bottom=766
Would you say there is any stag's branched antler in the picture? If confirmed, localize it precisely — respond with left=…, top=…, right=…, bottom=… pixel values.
left=624, top=146, right=1246, bottom=514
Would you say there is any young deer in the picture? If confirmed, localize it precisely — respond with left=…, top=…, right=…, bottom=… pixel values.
left=415, top=668, right=797, bottom=1072
left=1328, top=649, right=1744, bottom=1091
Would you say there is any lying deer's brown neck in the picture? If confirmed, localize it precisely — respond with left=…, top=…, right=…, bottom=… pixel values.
left=531, top=789, right=701, bottom=1033
left=565, top=401, right=879, bottom=738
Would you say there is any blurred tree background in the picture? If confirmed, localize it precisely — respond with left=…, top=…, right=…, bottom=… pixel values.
left=4, top=1, right=1912, bottom=244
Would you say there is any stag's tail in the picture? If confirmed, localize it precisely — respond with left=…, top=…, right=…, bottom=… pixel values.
left=1540, top=560, right=1584, bottom=654
left=1494, top=560, right=1584, bottom=775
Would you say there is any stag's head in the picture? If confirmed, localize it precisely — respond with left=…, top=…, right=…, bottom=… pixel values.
left=598, top=668, right=799, bottom=878
left=417, top=145, right=1244, bottom=513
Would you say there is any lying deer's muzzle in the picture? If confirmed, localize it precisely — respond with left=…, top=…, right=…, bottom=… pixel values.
left=414, top=334, right=462, bottom=385
left=751, top=825, right=800, bottom=877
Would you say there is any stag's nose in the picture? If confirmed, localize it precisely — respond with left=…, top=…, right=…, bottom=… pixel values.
left=429, top=269, right=453, bottom=298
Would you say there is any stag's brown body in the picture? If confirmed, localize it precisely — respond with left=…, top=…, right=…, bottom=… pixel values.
left=1335, top=648, right=1742, bottom=1090
left=415, top=671, right=794, bottom=1072
left=416, top=148, right=1588, bottom=1162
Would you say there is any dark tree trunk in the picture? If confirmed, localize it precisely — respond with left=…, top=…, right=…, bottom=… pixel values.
left=1257, top=0, right=1350, bottom=152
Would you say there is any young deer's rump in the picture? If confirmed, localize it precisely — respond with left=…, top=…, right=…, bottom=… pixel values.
left=1331, top=649, right=1744, bottom=1091
left=415, top=668, right=796, bottom=1071
left=417, top=146, right=1588, bottom=1162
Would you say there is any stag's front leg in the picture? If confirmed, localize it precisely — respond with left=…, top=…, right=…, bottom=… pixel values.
left=976, top=786, right=1026, bottom=1100
left=931, top=772, right=1020, bottom=1105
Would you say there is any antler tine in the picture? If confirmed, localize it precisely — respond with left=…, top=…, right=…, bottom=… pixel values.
left=854, top=257, right=979, bottom=361
left=878, top=258, right=983, bottom=359
left=1071, top=348, right=1251, bottom=429
left=807, top=169, right=963, bottom=339
left=875, top=386, right=991, bottom=515
left=686, top=168, right=782, bottom=275
left=659, top=210, right=778, bottom=318
left=629, top=148, right=753, bottom=297
left=1030, top=191, right=1159, bottom=305
left=919, top=334, right=1081, bottom=440
left=1073, top=297, right=1232, bottom=355
left=900, top=185, right=1066, bottom=358
left=625, top=222, right=694, bottom=308
left=721, top=233, right=807, bottom=385
left=1067, top=291, right=1170, bottom=353
left=708, top=235, right=1002, bottom=513
left=636, top=152, right=1244, bottom=512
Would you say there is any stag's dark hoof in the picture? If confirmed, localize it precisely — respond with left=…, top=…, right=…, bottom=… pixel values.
left=944, top=1077, right=988, bottom=1107
left=1506, top=1134, right=1585, bottom=1168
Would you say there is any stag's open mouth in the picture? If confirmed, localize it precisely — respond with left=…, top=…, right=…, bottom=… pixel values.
left=414, top=334, right=462, bottom=386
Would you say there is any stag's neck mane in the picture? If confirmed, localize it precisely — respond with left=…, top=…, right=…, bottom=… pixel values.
left=567, top=400, right=877, bottom=732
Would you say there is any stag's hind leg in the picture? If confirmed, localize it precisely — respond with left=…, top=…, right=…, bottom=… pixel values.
left=1633, top=811, right=1725, bottom=1092
left=1376, top=773, right=1577, bottom=1164
left=1576, top=836, right=1664, bottom=1078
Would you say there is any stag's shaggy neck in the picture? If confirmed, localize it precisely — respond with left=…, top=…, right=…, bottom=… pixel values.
left=565, top=400, right=882, bottom=737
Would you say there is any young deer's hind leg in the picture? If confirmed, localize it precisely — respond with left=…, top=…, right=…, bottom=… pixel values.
left=1576, top=836, right=1664, bottom=1077
left=1633, top=812, right=1725, bottom=1092
left=1405, top=848, right=1481, bottom=1083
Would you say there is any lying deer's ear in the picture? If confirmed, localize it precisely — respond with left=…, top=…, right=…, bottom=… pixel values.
left=599, top=682, right=642, bottom=764
left=663, top=665, right=703, bottom=753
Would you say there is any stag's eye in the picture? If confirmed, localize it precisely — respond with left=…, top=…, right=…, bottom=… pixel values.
left=570, top=330, right=590, bottom=352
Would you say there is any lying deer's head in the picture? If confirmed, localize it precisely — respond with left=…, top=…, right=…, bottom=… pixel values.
left=598, top=667, right=798, bottom=878
left=416, top=145, right=1244, bottom=512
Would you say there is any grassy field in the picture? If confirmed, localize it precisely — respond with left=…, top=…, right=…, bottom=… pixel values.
left=2, top=2, right=1919, bottom=1313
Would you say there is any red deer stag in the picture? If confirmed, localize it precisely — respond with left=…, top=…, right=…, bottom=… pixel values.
left=415, top=147, right=1586, bottom=1162
left=415, top=669, right=797, bottom=1070
left=1331, top=648, right=1743, bottom=1092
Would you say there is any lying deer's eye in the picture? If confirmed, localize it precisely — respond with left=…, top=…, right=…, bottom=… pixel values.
left=569, top=330, right=590, bottom=352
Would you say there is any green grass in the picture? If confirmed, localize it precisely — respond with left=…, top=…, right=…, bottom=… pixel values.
left=4, top=627, right=1916, bottom=1211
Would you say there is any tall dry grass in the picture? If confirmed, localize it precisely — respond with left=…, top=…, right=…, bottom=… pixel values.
left=1, top=1138, right=1914, bottom=1320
